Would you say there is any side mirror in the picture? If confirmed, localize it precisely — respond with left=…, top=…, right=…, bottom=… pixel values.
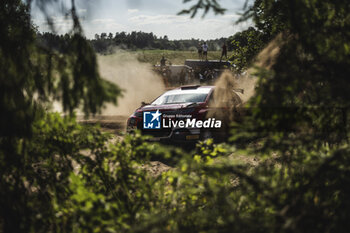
left=141, top=101, right=149, bottom=106
left=233, top=89, right=244, bottom=94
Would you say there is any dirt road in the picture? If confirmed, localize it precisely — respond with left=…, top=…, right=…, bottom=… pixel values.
left=77, top=115, right=128, bottom=135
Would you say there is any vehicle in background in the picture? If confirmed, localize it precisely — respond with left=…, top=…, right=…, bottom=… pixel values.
left=153, top=65, right=195, bottom=87
left=153, top=59, right=232, bottom=87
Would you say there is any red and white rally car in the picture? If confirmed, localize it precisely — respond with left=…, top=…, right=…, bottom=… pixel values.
left=127, top=85, right=243, bottom=143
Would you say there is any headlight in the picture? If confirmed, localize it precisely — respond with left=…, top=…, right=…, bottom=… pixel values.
left=129, top=118, right=136, bottom=125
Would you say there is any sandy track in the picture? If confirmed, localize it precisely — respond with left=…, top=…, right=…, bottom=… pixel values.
left=77, top=115, right=128, bottom=135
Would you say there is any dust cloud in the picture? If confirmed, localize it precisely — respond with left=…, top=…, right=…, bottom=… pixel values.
left=208, top=71, right=256, bottom=123
left=98, top=51, right=165, bottom=116
left=253, top=33, right=284, bottom=70
left=208, top=34, right=285, bottom=122
left=213, top=70, right=257, bottom=106
left=211, top=33, right=285, bottom=107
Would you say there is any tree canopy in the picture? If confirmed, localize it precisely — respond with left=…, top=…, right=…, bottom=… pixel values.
left=38, top=31, right=230, bottom=53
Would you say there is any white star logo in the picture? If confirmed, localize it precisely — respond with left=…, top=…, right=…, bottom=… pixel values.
left=150, top=110, right=161, bottom=122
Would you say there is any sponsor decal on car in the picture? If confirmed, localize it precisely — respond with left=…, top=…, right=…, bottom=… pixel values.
left=143, top=110, right=162, bottom=129
left=143, top=110, right=221, bottom=129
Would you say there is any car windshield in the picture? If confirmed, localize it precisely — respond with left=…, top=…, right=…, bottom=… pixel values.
left=151, top=93, right=209, bottom=105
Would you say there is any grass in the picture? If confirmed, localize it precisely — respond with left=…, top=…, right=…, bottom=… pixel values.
left=130, top=50, right=222, bottom=65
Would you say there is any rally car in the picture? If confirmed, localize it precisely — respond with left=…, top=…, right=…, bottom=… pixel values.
left=127, top=85, right=243, bottom=143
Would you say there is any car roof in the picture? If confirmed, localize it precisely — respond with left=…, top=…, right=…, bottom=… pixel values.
left=164, top=85, right=214, bottom=95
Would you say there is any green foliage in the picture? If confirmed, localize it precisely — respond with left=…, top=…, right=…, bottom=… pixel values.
left=228, top=27, right=267, bottom=72
left=178, top=0, right=226, bottom=18
left=232, top=0, right=350, bottom=149
left=0, top=113, right=155, bottom=232
left=3, top=113, right=350, bottom=232
left=228, top=0, right=350, bottom=230
left=239, top=0, right=286, bottom=39
left=181, top=1, right=350, bottom=233
left=0, top=113, right=107, bottom=232
left=0, top=0, right=121, bottom=138
left=0, top=0, right=121, bottom=231
left=53, top=129, right=158, bottom=232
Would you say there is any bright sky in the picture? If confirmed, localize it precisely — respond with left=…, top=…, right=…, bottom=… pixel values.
left=31, top=0, right=251, bottom=40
